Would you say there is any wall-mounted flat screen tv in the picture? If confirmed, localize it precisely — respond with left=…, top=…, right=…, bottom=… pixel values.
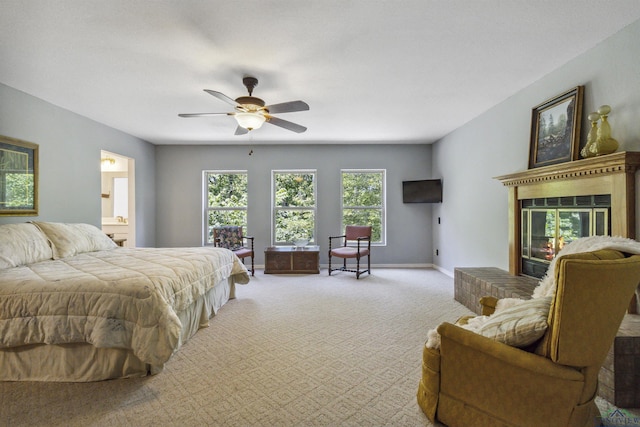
left=402, top=179, right=442, bottom=203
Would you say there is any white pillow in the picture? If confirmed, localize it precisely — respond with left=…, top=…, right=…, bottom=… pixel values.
left=31, top=222, right=117, bottom=259
left=0, top=223, right=53, bottom=269
left=476, top=296, right=552, bottom=347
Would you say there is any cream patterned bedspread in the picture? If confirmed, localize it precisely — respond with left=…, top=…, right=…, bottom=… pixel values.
left=0, top=247, right=250, bottom=366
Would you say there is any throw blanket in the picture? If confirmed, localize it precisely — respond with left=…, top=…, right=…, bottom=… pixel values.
left=426, top=235, right=640, bottom=349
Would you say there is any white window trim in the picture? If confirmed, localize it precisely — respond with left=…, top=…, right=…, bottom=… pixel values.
left=202, top=170, right=248, bottom=246
left=340, top=169, right=387, bottom=246
left=271, top=169, right=318, bottom=246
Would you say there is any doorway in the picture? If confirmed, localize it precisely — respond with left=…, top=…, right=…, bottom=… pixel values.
left=101, top=150, right=136, bottom=247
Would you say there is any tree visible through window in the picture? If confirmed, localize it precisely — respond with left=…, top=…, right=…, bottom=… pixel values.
left=0, top=148, right=34, bottom=209
left=2, top=173, right=33, bottom=208
left=204, top=171, right=248, bottom=244
left=341, top=170, right=385, bottom=244
left=273, top=170, right=316, bottom=245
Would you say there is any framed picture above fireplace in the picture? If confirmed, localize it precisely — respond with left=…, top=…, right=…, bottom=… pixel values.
left=528, top=86, right=583, bottom=169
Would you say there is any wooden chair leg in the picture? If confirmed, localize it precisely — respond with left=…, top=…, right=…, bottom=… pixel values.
left=240, top=257, right=254, bottom=276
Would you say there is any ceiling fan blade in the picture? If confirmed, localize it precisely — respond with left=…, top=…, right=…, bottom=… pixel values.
left=204, top=90, right=242, bottom=108
left=178, top=112, right=231, bottom=118
left=234, top=126, right=249, bottom=136
left=265, top=115, right=307, bottom=133
left=265, top=100, right=310, bottom=114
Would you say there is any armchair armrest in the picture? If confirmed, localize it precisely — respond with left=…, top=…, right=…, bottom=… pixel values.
left=328, top=234, right=346, bottom=250
left=356, top=235, right=370, bottom=251
left=479, top=296, right=499, bottom=316
left=436, top=322, right=585, bottom=423
left=438, top=322, right=581, bottom=379
left=243, top=236, right=254, bottom=251
left=356, top=235, right=370, bottom=244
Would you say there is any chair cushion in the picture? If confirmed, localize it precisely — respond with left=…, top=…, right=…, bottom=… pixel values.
left=476, top=296, right=552, bottom=347
left=534, top=249, right=627, bottom=358
left=330, top=247, right=369, bottom=258
left=546, top=254, right=640, bottom=366
left=233, top=247, right=252, bottom=259
left=215, top=226, right=243, bottom=250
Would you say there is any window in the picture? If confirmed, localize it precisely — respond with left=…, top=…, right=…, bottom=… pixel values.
left=272, top=170, right=316, bottom=245
left=204, top=171, right=248, bottom=244
left=341, top=169, right=385, bottom=244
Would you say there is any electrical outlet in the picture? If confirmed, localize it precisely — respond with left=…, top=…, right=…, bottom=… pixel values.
left=435, top=249, right=439, bottom=256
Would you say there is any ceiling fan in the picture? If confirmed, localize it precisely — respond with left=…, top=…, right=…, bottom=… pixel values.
left=179, top=77, right=309, bottom=135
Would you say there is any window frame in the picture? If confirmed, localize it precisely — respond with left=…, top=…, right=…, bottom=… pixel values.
left=202, top=170, right=248, bottom=246
left=340, top=169, right=386, bottom=246
left=271, top=169, right=318, bottom=246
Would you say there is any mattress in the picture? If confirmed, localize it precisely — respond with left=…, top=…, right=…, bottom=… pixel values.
left=0, top=246, right=250, bottom=367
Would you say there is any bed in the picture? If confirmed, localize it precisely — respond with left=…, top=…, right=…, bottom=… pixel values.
left=0, top=221, right=250, bottom=382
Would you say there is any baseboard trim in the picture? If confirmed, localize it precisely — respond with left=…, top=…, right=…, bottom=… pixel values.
left=251, top=263, right=453, bottom=276
left=432, top=264, right=454, bottom=278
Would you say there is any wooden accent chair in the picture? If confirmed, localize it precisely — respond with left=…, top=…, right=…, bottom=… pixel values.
left=328, top=225, right=371, bottom=279
left=417, top=249, right=640, bottom=426
left=213, top=226, right=254, bottom=276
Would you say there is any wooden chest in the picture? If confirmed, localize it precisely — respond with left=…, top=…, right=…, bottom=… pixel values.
left=264, top=246, right=320, bottom=274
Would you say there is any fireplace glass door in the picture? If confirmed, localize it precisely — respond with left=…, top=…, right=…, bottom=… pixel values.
left=521, top=207, right=609, bottom=278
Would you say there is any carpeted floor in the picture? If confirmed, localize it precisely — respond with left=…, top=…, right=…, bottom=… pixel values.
left=0, top=268, right=637, bottom=426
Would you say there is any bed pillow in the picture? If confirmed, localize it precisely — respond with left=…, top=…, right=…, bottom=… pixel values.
left=476, top=296, right=552, bottom=348
left=0, top=223, right=54, bottom=269
left=31, top=221, right=117, bottom=259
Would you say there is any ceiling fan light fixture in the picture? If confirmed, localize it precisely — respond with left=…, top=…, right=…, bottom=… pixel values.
left=179, top=77, right=308, bottom=134
left=235, top=112, right=266, bottom=131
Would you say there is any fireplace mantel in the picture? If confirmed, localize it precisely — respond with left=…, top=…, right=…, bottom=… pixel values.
left=495, top=151, right=640, bottom=275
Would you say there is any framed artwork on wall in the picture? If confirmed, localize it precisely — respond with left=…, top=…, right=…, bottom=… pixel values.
left=0, top=135, right=39, bottom=216
left=528, top=86, right=584, bottom=169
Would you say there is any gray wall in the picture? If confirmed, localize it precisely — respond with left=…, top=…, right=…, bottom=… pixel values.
left=0, top=83, right=157, bottom=247
left=155, top=144, right=433, bottom=266
left=6, top=18, right=638, bottom=269
left=432, top=19, right=640, bottom=275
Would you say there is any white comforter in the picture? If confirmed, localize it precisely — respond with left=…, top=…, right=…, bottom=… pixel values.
left=0, top=247, right=249, bottom=366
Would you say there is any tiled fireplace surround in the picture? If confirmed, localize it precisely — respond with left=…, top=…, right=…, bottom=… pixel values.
left=453, top=151, right=640, bottom=408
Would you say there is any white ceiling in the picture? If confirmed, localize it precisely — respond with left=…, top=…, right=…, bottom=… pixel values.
left=2, top=1, right=640, bottom=146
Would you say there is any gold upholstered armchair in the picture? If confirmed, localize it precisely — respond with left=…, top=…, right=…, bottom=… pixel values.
left=417, top=249, right=640, bottom=426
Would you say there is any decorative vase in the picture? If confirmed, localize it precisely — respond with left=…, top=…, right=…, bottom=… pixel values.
left=581, top=112, right=600, bottom=158
left=589, top=105, right=619, bottom=156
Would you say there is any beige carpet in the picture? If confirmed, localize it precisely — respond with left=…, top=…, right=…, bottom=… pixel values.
left=0, top=268, right=636, bottom=426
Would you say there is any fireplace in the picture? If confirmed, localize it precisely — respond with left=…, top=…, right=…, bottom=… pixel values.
left=495, top=151, right=640, bottom=277
left=494, top=152, right=640, bottom=407
left=520, top=194, right=611, bottom=278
